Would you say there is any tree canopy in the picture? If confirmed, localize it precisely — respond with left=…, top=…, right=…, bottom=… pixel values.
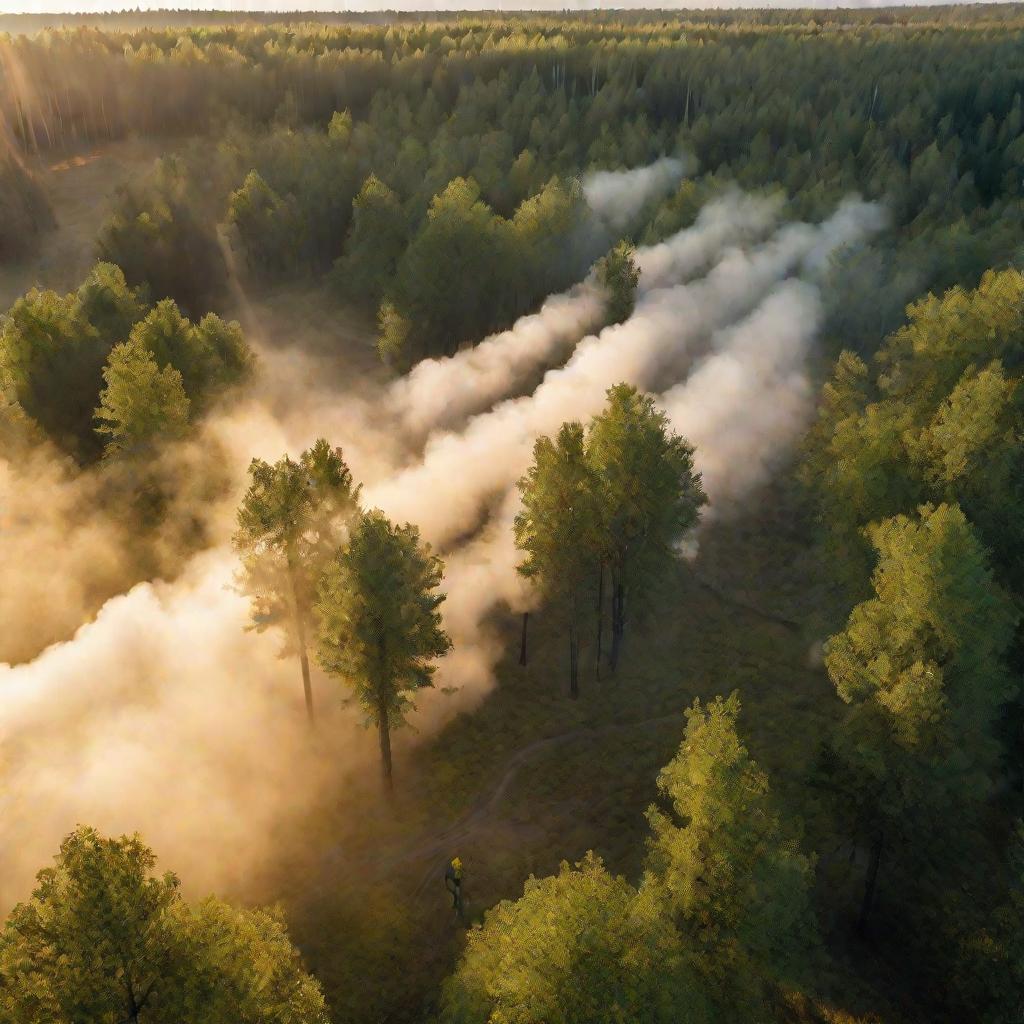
left=315, top=509, right=451, bottom=786
left=234, top=440, right=361, bottom=723
left=0, top=826, right=329, bottom=1024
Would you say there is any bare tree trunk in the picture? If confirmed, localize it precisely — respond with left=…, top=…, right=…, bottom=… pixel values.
left=858, top=829, right=884, bottom=937
left=609, top=576, right=625, bottom=673
left=595, top=561, right=604, bottom=682
left=519, top=611, right=529, bottom=666
left=377, top=702, right=394, bottom=791
left=286, top=558, right=315, bottom=726
left=569, top=599, right=579, bottom=700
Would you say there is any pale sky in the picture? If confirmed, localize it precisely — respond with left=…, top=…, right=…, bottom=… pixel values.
left=0, top=0, right=984, bottom=12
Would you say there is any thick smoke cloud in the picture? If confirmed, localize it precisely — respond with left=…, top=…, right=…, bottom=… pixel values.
left=386, top=283, right=605, bottom=444
left=583, top=156, right=689, bottom=232
left=0, top=551, right=373, bottom=904
left=387, top=158, right=736, bottom=445
left=0, top=175, right=882, bottom=909
left=364, top=198, right=881, bottom=548
left=663, top=279, right=822, bottom=508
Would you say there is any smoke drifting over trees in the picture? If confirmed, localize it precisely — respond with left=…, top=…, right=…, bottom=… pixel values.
left=0, top=177, right=881, bottom=909
left=0, top=5, right=1023, bottom=1019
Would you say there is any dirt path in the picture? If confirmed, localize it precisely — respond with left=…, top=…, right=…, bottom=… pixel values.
left=325, top=714, right=682, bottom=905
left=319, top=574, right=806, bottom=907
left=693, top=573, right=802, bottom=632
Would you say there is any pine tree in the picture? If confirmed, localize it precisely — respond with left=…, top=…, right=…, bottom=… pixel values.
left=94, top=336, right=190, bottom=458
left=594, top=240, right=640, bottom=324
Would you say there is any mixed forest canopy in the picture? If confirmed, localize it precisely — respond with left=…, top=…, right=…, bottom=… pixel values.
left=0, top=5, right=1024, bottom=1024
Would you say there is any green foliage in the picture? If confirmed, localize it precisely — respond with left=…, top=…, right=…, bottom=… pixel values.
left=516, top=421, right=601, bottom=696
left=0, top=825, right=329, bottom=1024
left=228, top=169, right=303, bottom=278
left=127, top=300, right=253, bottom=409
left=588, top=384, right=707, bottom=582
left=644, top=693, right=818, bottom=1016
left=233, top=440, right=360, bottom=667
left=594, top=241, right=640, bottom=325
left=94, top=335, right=190, bottom=458
left=315, top=509, right=450, bottom=782
left=825, top=503, right=1016, bottom=809
left=0, top=263, right=250, bottom=461
left=516, top=421, right=600, bottom=599
left=376, top=299, right=412, bottom=367
left=948, top=821, right=1024, bottom=1024
left=805, top=269, right=1024, bottom=595
left=336, top=174, right=408, bottom=309
left=818, top=503, right=1018, bottom=973
left=328, top=109, right=353, bottom=143
left=13, top=11, right=1024, bottom=357
left=98, top=156, right=227, bottom=315
left=387, top=177, right=514, bottom=359
left=587, top=384, right=707, bottom=665
left=440, top=853, right=702, bottom=1024
left=0, top=263, right=147, bottom=456
left=442, top=694, right=816, bottom=1023
left=382, top=174, right=588, bottom=361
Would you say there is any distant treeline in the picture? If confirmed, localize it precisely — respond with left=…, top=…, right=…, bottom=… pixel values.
left=5, top=10, right=1024, bottom=357
left=7, top=5, right=1024, bottom=34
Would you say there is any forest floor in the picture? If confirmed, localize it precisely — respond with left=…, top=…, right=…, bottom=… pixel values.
left=0, top=137, right=165, bottom=309
left=258, top=482, right=899, bottom=1024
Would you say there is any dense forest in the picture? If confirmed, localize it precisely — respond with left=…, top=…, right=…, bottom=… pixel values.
left=1, top=6, right=1024, bottom=1024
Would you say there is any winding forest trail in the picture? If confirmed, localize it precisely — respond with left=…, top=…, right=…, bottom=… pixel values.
left=320, top=714, right=681, bottom=908
left=317, top=569, right=811, bottom=910
left=403, top=715, right=681, bottom=904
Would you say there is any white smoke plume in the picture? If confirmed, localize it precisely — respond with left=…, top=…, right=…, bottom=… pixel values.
left=386, top=283, right=605, bottom=444
left=0, top=184, right=882, bottom=909
left=364, top=199, right=881, bottom=549
left=386, top=190, right=782, bottom=444
left=0, top=448, right=132, bottom=664
left=635, top=188, right=781, bottom=293
left=662, top=279, right=822, bottom=509
left=583, top=156, right=689, bottom=232
left=418, top=283, right=825, bottom=699
left=0, top=549, right=375, bottom=904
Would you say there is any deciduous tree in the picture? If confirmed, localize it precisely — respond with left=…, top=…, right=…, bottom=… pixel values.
left=823, top=503, right=1017, bottom=933
left=0, top=826, right=329, bottom=1024
left=587, top=384, right=706, bottom=671
left=644, top=693, right=818, bottom=1017
left=440, top=853, right=701, bottom=1024
left=234, top=440, right=360, bottom=724
left=515, top=421, right=600, bottom=698
left=315, top=509, right=450, bottom=788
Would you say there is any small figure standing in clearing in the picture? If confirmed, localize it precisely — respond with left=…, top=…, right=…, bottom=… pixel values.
left=445, top=857, right=465, bottom=921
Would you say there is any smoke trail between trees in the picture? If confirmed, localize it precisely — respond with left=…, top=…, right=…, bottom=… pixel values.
left=0, top=188, right=882, bottom=909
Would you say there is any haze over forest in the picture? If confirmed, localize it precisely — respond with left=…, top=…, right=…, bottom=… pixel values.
left=0, top=4, right=1023, bottom=1023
